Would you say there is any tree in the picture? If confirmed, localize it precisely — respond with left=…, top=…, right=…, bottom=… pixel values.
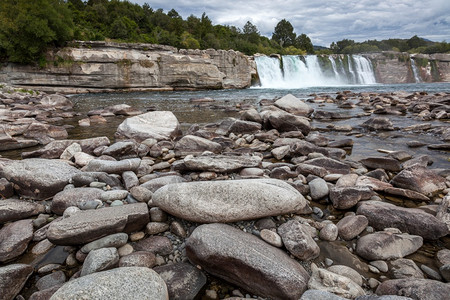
left=242, top=21, right=260, bottom=44
left=0, top=0, right=74, bottom=63
left=295, top=33, right=314, bottom=53
left=272, top=19, right=296, bottom=47
left=335, top=39, right=355, bottom=53
left=407, top=35, right=427, bottom=50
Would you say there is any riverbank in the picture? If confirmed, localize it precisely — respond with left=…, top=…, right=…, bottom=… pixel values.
left=0, top=84, right=449, bottom=299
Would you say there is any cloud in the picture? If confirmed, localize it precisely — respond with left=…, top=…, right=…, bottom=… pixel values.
left=130, top=0, right=450, bottom=46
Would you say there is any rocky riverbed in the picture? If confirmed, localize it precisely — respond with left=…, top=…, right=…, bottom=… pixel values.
left=0, top=84, right=449, bottom=300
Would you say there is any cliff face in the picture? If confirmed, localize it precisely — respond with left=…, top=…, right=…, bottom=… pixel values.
left=363, top=52, right=450, bottom=84
left=0, top=41, right=252, bottom=93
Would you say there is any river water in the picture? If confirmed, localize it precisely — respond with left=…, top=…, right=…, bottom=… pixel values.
left=67, top=82, right=450, bottom=168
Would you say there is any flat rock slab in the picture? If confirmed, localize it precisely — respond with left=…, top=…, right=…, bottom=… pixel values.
left=50, top=267, right=168, bottom=300
left=0, top=198, right=44, bottom=223
left=183, top=154, right=262, bottom=173
left=360, top=157, right=402, bottom=172
left=46, top=203, right=149, bottom=245
left=0, top=264, right=33, bottom=300
left=356, top=231, right=423, bottom=261
left=357, top=201, right=448, bottom=240
left=116, top=111, right=181, bottom=142
left=174, top=135, right=222, bottom=156
left=390, top=165, right=447, bottom=197
left=376, top=278, right=450, bottom=300
left=152, top=179, right=308, bottom=223
left=186, top=223, right=310, bottom=300
left=51, top=187, right=104, bottom=215
left=274, top=94, right=314, bottom=116
left=83, top=158, right=141, bottom=174
left=0, top=219, right=34, bottom=262
left=0, top=158, right=81, bottom=200
left=305, top=157, right=351, bottom=175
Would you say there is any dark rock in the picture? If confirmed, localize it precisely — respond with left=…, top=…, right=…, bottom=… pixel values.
left=289, top=140, right=329, bottom=157
left=134, top=236, right=172, bottom=256
left=0, top=264, right=33, bottom=300
left=261, top=107, right=311, bottom=136
left=383, top=187, right=430, bottom=201
left=36, top=270, right=66, bottom=291
left=51, top=188, right=104, bottom=215
left=102, top=141, right=142, bottom=159
left=119, top=251, right=156, bottom=268
left=278, top=220, right=320, bottom=261
left=376, top=278, right=450, bottom=300
left=0, top=178, right=14, bottom=198
left=0, top=199, right=45, bottom=223
left=305, top=157, right=351, bottom=174
left=360, top=157, right=402, bottom=172
left=390, top=166, right=446, bottom=197
left=329, top=186, right=374, bottom=209
left=361, top=117, right=394, bottom=131
left=0, top=219, right=33, bottom=262
left=83, top=158, right=141, bottom=174
left=328, top=138, right=354, bottom=148
left=296, top=163, right=329, bottom=177
left=72, top=172, right=122, bottom=188
left=337, top=215, right=369, bottom=240
left=174, top=135, right=222, bottom=156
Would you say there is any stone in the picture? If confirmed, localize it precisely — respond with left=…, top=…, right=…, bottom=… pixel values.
left=141, top=175, right=186, bottom=193
left=337, top=215, right=368, bottom=240
left=0, top=264, right=33, bottom=300
left=130, top=186, right=153, bottom=202
left=330, top=186, right=374, bottom=209
left=390, top=165, right=446, bottom=197
left=356, top=201, right=448, bottom=240
left=360, top=157, right=402, bottom=172
left=119, top=251, right=156, bottom=268
left=183, top=154, right=262, bottom=173
left=29, top=286, right=62, bottom=300
left=134, top=236, right=173, bottom=256
left=83, top=158, right=141, bottom=174
left=186, top=223, right=310, bottom=300
left=261, top=107, right=311, bottom=135
left=60, top=143, right=82, bottom=160
left=319, top=241, right=369, bottom=275
left=260, top=229, right=283, bottom=247
left=356, top=231, right=423, bottom=261
left=271, top=145, right=291, bottom=160
left=80, top=247, right=119, bottom=277
left=100, top=190, right=128, bottom=202
left=218, top=118, right=262, bottom=135
left=355, top=176, right=392, bottom=191
left=319, top=223, right=339, bottom=241
left=101, top=141, right=141, bottom=159
left=376, top=278, right=450, bottom=300
left=31, top=239, right=54, bottom=255
left=0, top=198, right=45, bottom=223
left=40, top=94, right=73, bottom=108
left=278, top=220, right=320, bottom=261
left=327, top=265, right=363, bottom=286
left=154, top=262, right=207, bottom=300
left=370, top=260, right=389, bottom=273
left=308, top=264, right=365, bottom=299
left=116, top=111, right=181, bottom=142
left=122, top=171, right=139, bottom=190
left=309, top=178, right=329, bottom=200
left=0, top=219, right=33, bottom=262
left=81, top=233, right=129, bottom=254
left=174, top=135, right=222, bottom=156
left=361, top=117, right=394, bottom=131
left=383, top=187, right=430, bottom=201
left=300, top=290, right=347, bottom=300
left=50, top=267, right=168, bottom=300
left=72, top=171, right=121, bottom=188
left=305, top=157, right=351, bottom=175
left=36, top=270, right=66, bottom=291
left=46, top=203, right=149, bottom=245
left=51, top=187, right=104, bottom=215
left=274, top=94, right=314, bottom=116
left=146, top=222, right=170, bottom=235
left=152, top=179, right=308, bottom=223
left=0, top=158, right=81, bottom=200
left=0, top=178, right=14, bottom=198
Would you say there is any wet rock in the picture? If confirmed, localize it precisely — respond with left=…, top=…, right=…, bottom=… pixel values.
left=309, top=178, right=329, bottom=200
left=0, top=219, right=34, bottom=262
left=81, top=233, right=129, bottom=254
left=47, top=203, right=149, bottom=245
left=186, top=223, right=310, bottom=300
left=356, top=231, right=423, bottom=260
left=328, top=138, right=354, bottom=148
left=0, top=264, right=33, bottom=300
left=0, top=158, right=81, bottom=200
left=357, top=201, right=448, bottom=240
left=174, top=135, right=222, bottom=156
left=134, top=236, right=172, bottom=256
left=183, top=154, right=262, bottom=173
left=305, top=157, right=351, bottom=174
left=141, top=175, right=186, bottom=193
left=80, top=247, right=119, bottom=276
left=361, top=117, right=394, bottom=131
left=83, top=158, right=141, bottom=174
left=0, top=199, right=45, bottom=223
left=50, top=267, right=168, bottom=300
left=261, top=107, right=311, bottom=135
left=390, top=165, right=446, bottom=197
left=330, top=186, right=374, bottom=209
left=274, top=94, right=314, bottom=116
left=154, top=262, right=207, bottom=300
left=51, top=188, right=104, bottom=215
left=278, top=220, right=320, bottom=261
left=23, top=121, right=68, bottom=142
left=360, top=157, right=402, bottom=172
left=308, top=264, right=365, bottom=299
left=116, top=111, right=181, bottom=142
left=119, top=251, right=156, bottom=268
left=376, top=278, right=450, bottom=300
left=337, top=215, right=369, bottom=240
left=152, top=179, right=308, bottom=223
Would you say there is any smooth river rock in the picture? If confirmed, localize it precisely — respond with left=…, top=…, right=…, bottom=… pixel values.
left=186, top=223, right=310, bottom=300
left=274, top=94, right=314, bottom=116
left=0, top=158, right=81, bottom=200
left=174, top=135, right=222, bottom=156
left=0, top=198, right=45, bottom=223
left=152, top=179, right=308, bottom=223
left=376, top=278, right=450, bottom=300
left=183, top=154, right=262, bottom=173
left=50, top=267, right=168, bottom=300
left=0, top=264, right=33, bottom=300
left=83, top=158, right=141, bottom=174
left=0, top=219, right=34, bottom=262
left=357, top=201, right=449, bottom=240
left=278, top=220, right=320, bottom=261
left=116, top=111, right=181, bottom=142
left=390, top=165, right=447, bottom=197
left=51, top=187, right=104, bottom=215
left=46, top=203, right=149, bottom=245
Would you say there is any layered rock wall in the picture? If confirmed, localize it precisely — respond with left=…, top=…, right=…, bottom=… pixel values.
left=0, top=41, right=252, bottom=93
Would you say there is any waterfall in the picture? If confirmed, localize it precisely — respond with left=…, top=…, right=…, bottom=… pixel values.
left=410, top=58, right=422, bottom=83
left=255, top=54, right=376, bottom=88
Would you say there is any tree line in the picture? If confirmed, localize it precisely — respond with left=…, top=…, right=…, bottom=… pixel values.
left=0, top=0, right=448, bottom=64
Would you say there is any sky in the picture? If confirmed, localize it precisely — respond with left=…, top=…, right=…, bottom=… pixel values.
left=130, top=0, right=450, bottom=47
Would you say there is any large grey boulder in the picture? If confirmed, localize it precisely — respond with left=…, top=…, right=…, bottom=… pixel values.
left=0, top=219, right=34, bottom=262
left=261, top=107, right=311, bottom=135
left=152, top=179, right=308, bottom=223
left=356, top=201, right=448, bottom=240
left=390, top=165, right=447, bottom=197
left=356, top=231, right=423, bottom=261
left=0, top=264, right=33, bottom=300
left=183, top=154, right=262, bottom=173
left=116, top=111, right=181, bottom=142
left=0, top=158, right=81, bottom=200
left=174, top=135, right=222, bottom=156
left=47, top=203, right=149, bottom=245
left=0, top=199, right=44, bottom=223
left=274, top=94, right=314, bottom=116
left=51, top=187, right=104, bottom=215
left=50, top=267, right=168, bottom=300
left=186, top=223, right=310, bottom=300
left=376, top=278, right=450, bottom=300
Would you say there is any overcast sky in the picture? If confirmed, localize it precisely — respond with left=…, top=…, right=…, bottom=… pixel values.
left=130, top=0, right=450, bottom=47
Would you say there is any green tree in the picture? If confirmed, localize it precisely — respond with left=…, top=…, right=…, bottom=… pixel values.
left=335, top=39, right=355, bottom=53
left=272, top=19, right=296, bottom=47
left=242, top=21, right=260, bottom=44
left=407, top=35, right=428, bottom=50
left=0, top=0, right=74, bottom=63
left=295, top=33, right=314, bottom=53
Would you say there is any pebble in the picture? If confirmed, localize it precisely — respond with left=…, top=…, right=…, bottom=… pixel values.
left=260, top=229, right=283, bottom=247
left=118, top=244, right=134, bottom=256
left=420, top=264, right=442, bottom=280
left=370, top=260, right=389, bottom=273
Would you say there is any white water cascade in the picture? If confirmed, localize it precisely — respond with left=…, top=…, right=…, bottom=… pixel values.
left=410, top=58, right=422, bottom=83
left=254, top=54, right=377, bottom=88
